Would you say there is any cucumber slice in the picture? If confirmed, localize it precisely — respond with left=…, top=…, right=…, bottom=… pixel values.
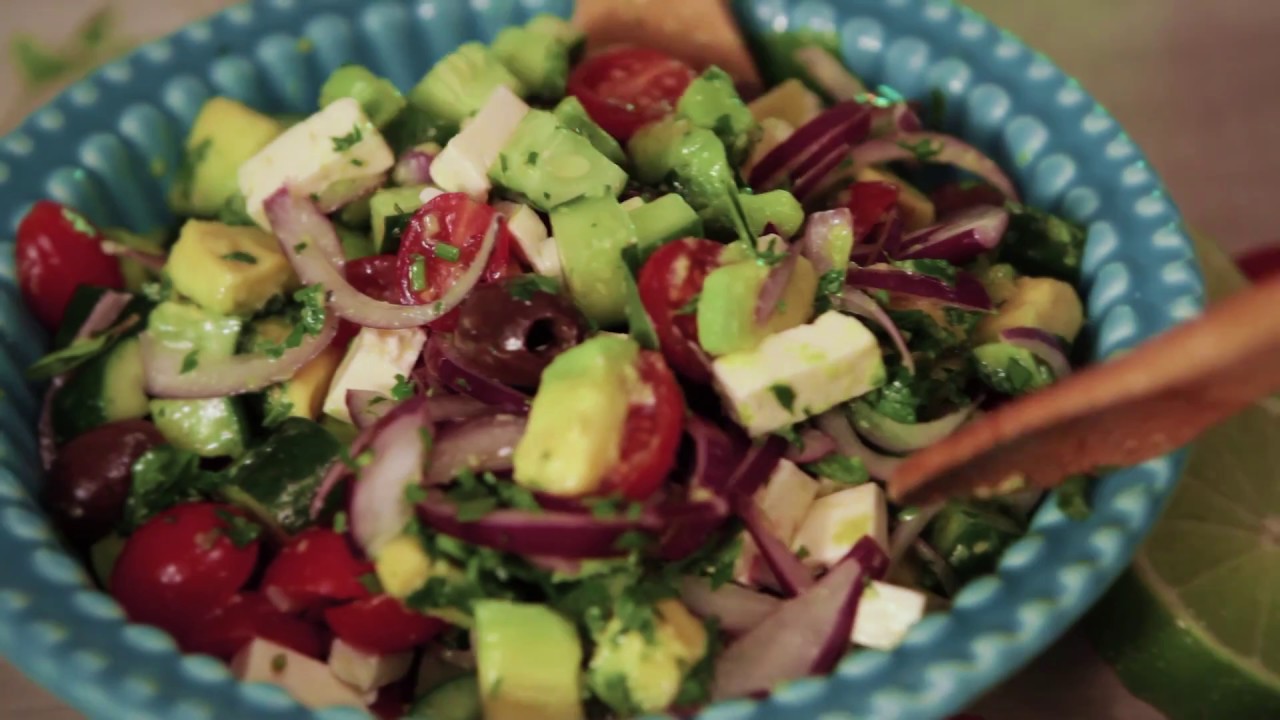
left=407, top=675, right=481, bottom=720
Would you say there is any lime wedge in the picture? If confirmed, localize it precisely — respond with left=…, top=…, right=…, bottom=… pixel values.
left=1086, top=235, right=1280, bottom=719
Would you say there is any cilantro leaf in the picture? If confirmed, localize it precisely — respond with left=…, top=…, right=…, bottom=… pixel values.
left=180, top=349, right=199, bottom=374
left=391, top=374, right=415, bottom=401
left=26, top=314, right=139, bottom=380
left=122, top=446, right=220, bottom=532
left=215, top=509, right=263, bottom=548
left=769, top=384, right=797, bottom=412
left=897, top=137, right=943, bottom=161
left=507, top=274, right=560, bottom=302
left=802, top=454, right=869, bottom=486
left=331, top=124, right=363, bottom=152
left=220, top=251, right=258, bottom=264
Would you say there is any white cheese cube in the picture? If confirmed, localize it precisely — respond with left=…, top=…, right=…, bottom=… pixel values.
left=323, top=327, right=427, bottom=423
left=430, top=86, right=530, bottom=200
left=620, top=196, right=647, bottom=211
left=495, top=201, right=561, bottom=278
left=712, top=311, right=886, bottom=436
left=734, top=460, right=820, bottom=587
left=852, top=581, right=928, bottom=650
left=239, top=98, right=394, bottom=228
left=791, top=482, right=889, bottom=570
left=231, top=638, right=366, bottom=710
left=328, top=639, right=413, bottom=693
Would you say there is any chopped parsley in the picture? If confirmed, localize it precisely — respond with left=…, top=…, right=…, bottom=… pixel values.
left=215, top=509, right=263, bottom=548
left=433, top=242, right=461, bottom=262
left=259, top=283, right=329, bottom=358
left=802, top=454, right=869, bottom=486
left=391, top=373, right=415, bottom=401
left=331, top=124, right=363, bottom=152
left=357, top=572, right=384, bottom=595
left=270, top=653, right=287, bottom=672
left=220, top=251, right=257, bottom=264
left=674, top=293, right=700, bottom=316
left=897, top=137, right=943, bottom=161
left=141, top=273, right=173, bottom=303
left=350, top=157, right=365, bottom=167
left=1057, top=474, right=1093, bottom=520
left=332, top=510, right=348, bottom=533
left=769, top=383, right=797, bottom=412
left=892, top=258, right=957, bottom=284
left=263, top=389, right=293, bottom=428
left=526, top=151, right=539, bottom=165
left=122, top=446, right=221, bottom=532
left=498, top=154, right=510, bottom=174
left=404, top=483, right=429, bottom=504
left=408, top=253, right=427, bottom=292
left=293, top=242, right=308, bottom=254
left=179, top=349, right=199, bottom=374
left=26, top=314, right=139, bottom=380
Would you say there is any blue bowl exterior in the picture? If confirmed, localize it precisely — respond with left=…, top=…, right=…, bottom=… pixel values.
left=0, top=1, right=1203, bottom=719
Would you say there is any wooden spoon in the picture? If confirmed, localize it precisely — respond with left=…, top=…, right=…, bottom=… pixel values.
left=889, top=274, right=1280, bottom=506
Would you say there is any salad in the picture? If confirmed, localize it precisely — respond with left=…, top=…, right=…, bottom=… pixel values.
left=17, top=12, right=1090, bottom=720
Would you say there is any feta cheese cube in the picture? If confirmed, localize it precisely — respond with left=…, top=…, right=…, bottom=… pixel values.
left=712, top=311, right=886, bottom=436
left=239, top=98, right=394, bottom=228
left=852, top=581, right=928, bottom=650
left=322, top=327, right=427, bottom=423
left=231, top=638, right=366, bottom=710
left=495, top=201, right=560, bottom=278
left=791, top=483, right=888, bottom=570
left=328, top=638, right=413, bottom=693
left=430, top=86, right=530, bottom=200
left=734, top=460, right=820, bottom=587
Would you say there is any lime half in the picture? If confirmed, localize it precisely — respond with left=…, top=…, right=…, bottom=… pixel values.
left=1086, top=236, right=1280, bottom=719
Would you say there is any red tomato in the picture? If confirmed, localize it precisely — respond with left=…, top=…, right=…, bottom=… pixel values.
left=846, top=181, right=901, bottom=240
left=567, top=47, right=696, bottom=141
left=1237, top=245, right=1280, bottom=283
left=324, top=595, right=447, bottom=654
left=261, top=528, right=372, bottom=613
left=637, top=238, right=724, bottom=383
left=396, top=193, right=514, bottom=332
left=111, top=503, right=260, bottom=642
left=15, top=200, right=124, bottom=331
left=183, top=593, right=326, bottom=661
left=605, top=351, right=686, bottom=500
left=336, top=254, right=404, bottom=346
left=929, top=181, right=1006, bottom=219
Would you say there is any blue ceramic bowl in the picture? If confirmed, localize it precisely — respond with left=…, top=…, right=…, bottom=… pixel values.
left=0, top=1, right=1204, bottom=718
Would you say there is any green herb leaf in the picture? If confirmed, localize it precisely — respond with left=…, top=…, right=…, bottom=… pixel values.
left=220, top=251, right=258, bottom=264
left=433, top=243, right=461, bottom=262
left=263, top=388, right=293, bottom=428
left=404, top=484, right=429, bottom=504
left=507, top=274, right=560, bottom=302
left=408, top=253, right=427, bottom=292
left=357, top=572, right=383, bottom=594
left=1056, top=474, right=1093, bottom=520
left=391, top=373, right=415, bottom=401
left=26, top=314, right=139, bottom=381
left=333, top=510, right=349, bottom=533
left=674, top=293, right=700, bottom=316
left=802, top=454, right=869, bottom=486
left=215, top=509, right=263, bottom=548
left=769, top=384, right=797, bottom=412
left=122, top=446, right=220, bottom=532
left=180, top=349, right=199, bottom=374
left=897, top=137, right=943, bottom=162
left=331, top=124, right=364, bottom=152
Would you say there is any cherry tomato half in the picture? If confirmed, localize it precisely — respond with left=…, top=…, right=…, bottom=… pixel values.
left=846, top=181, right=901, bottom=241
left=184, top=592, right=326, bottom=661
left=261, top=528, right=372, bottom=613
left=111, top=503, right=260, bottom=642
left=605, top=351, right=686, bottom=501
left=637, top=238, right=724, bottom=383
left=568, top=47, right=696, bottom=141
left=396, top=193, right=514, bottom=332
left=16, top=201, right=124, bottom=331
left=324, top=595, right=447, bottom=654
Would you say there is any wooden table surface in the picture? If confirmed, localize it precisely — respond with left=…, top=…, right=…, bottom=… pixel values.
left=2, top=0, right=1278, bottom=718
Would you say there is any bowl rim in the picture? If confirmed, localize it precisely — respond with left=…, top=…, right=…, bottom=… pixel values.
left=0, top=1, right=1205, bottom=719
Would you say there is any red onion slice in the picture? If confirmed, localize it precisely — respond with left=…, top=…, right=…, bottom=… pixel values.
left=655, top=494, right=731, bottom=561
left=999, top=327, right=1072, bottom=379
left=815, top=409, right=902, bottom=482
left=679, top=577, right=781, bottom=635
left=424, top=394, right=498, bottom=424
left=266, top=188, right=497, bottom=329
left=738, top=500, right=814, bottom=597
left=392, top=148, right=435, bottom=187
left=848, top=211, right=902, bottom=266
left=748, top=102, right=871, bottom=190
left=711, top=537, right=883, bottom=701
left=890, top=205, right=1010, bottom=263
left=101, top=242, right=167, bottom=271
left=793, top=47, right=867, bottom=101
left=423, top=413, right=526, bottom=486
left=722, top=434, right=787, bottom=501
left=799, top=208, right=854, bottom=276
left=347, top=389, right=393, bottom=430
left=848, top=132, right=1019, bottom=201
left=846, top=264, right=993, bottom=312
left=836, top=287, right=915, bottom=375
left=416, top=490, right=660, bottom=559
left=784, top=428, right=836, bottom=464
left=432, top=340, right=531, bottom=414
left=868, top=102, right=924, bottom=138
left=754, top=247, right=798, bottom=325
left=850, top=401, right=976, bottom=454
left=350, top=396, right=433, bottom=555
left=139, top=313, right=339, bottom=399
left=685, top=416, right=745, bottom=499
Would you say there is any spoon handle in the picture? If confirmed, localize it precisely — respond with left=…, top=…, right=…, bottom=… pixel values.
left=889, top=274, right=1280, bottom=506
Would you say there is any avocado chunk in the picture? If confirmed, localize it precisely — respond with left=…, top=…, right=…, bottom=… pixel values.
left=370, top=185, right=429, bottom=252
left=513, top=335, right=638, bottom=497
left=550, top=196, right=637, bottom=327
left=408, top=42, right=525, bottom=125
left=628, top=118, right=742, bottom=237
left=697, top=256, right=819, bottom=356
left=490, top=110, right=627, bottom=212
left=167, top=219, right=298, bottom=317
left=319, top=64, right=406, bottom=129
left=973, top=342, right=1056, bottom=396
left=740, top=189, right=804, bottom=238
left=472, top=601, right=585, bottom=720
left=553, top=97, right=627, bottom=167
left=676, top=66, right=759, bottom=163
left=170, top=97, right=285, bottom=217
left=975, top=275, right=1084, bottom=344
left=492, top=26, right=571, bottom=98
left=748, top=78, right=823, bottom=127
left=525, top=13, right=585, bottom=55
left=146, top=301, right=248, bottom=457
left=243, top=316, right=345, bottom=422
left=627, top=194, right=703, bottom=258
left=587, top=599, right=709, bottom=714
left=218, top=418, right=341, bottom=534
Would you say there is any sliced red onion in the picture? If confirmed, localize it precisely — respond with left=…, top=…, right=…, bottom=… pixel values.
left=784, top=428, right=836, bottom=464
left=754, top=248, right=797, bottom=325
left=793, top=47, right=867, bottom=101
left=266, top=188, right=496, bottom=329
left=424, top=394, right=498, bottom=424
left=683, top=417, right=746, bottom=498
left=314, top=173, right=386, bottom=214
left=349, top=396, right=433, bottom=555
left=887, top=502, right=943, bottom=577
left=347, top=389, right=393, bottom=430
left=846, top=264, right=993, bottom=312
left=711, top=537, right=882, bottom=701
left=815, top=409, right=902, bottom=482
left=799, top=208, right=853, bottom=276
left=423, top=413, right=526, bottom=486
left=416, top=490, right=660, bottom=558
left=432, top=340, right=531, bottom=414
left=890, top=205, right=1010, bottom=263
left=868, top=102, right=924, bottom=138
left=999, top=327, right=1072, bottom=379
left=848, top=211, right=901, bottom=266
left=849, top=132, right=1020, bottom=201
left=835, top=287, right=915, bottom=375
left=655, top=494, right=731, bottom=561
left=738, top=500, right=813, bottom=597
left=722, top=434, right=787, bottom=501
left=392, top=149, right=435, bottom=187
left=748, top=102, right=871, bottom=191
left=139, top=313, right=338, bottom=399
left=679, top=577, right=781, bottom=635
left=101, top=242, right=167, bottom=271
left=850, top=401, right=976, bottom=454
left=788, top=117, right=867, bottom=202
left=310, top=397, right=388, bottom=521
